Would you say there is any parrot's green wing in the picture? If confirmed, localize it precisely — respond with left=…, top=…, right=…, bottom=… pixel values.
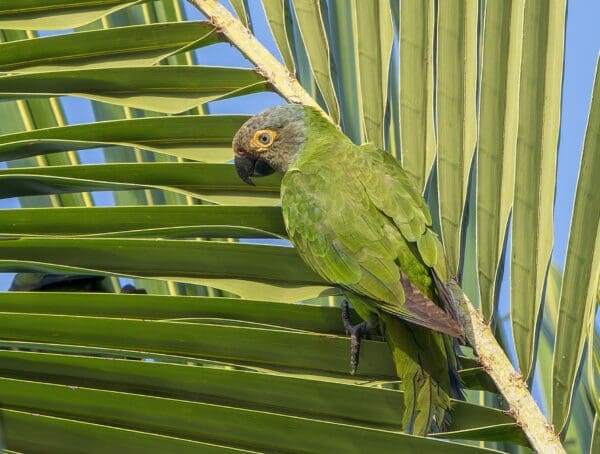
left=281, top=138, right=463, bottom=434
left=281, top=141, right=461, bottom=338
left=359, top=143, right=452, bottom=282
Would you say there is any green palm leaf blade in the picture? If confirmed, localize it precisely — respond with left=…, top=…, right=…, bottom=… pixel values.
left=0, top=292, right=345, bottom=332
left=260, top=0, right=296, bottom=73
left=229, top=0, right=251, bottom=30
left=289, top=0, right=340, bottom=123
left=387, top=49, right=400, bottom=159
left=0, top=163, right=281, bottom=205
left=534, top=265, right=595, bottom=450
left=0, top=237, right=333, bottom=301
left=0, top=238, right=325, bottom=284
left=476, top=0, right=523, bottom=321
left=96, top=2, right=209, bottom=297
left=399, top=0, right=436, bottom=192
left=325, top=0, right=363, bottom=145
left=592, top=415, right=600, bottom=454
left=0, top=378, right=497, bottom=453
left=0, top=22, right=220, bottom=73
left=0, top=29, right=111, bottom=295
left=354, top=0, right=394, bottom=148
left=0, top=174, right=280, bottom=206
left=552, top=56, right=600, bottom=432
left=3, top=408, right=245, bottom=454
left=72, top=5, right=209, bottom=298
left=0, top=312, right=404, bottom=380
left=0, top=206, right=286, bottom=238
left=432, top=424, right=527, bottom=446
left=435, top=0, right=478, bottom=275
left=0, top=258, right=331, bottom=303
left=0, top=116, right=248, bottom=162
left=0, top=0, right=146, bottom=30
left=0, top=308, right=489, bottom=392
left=0, top=96, right=76, bottom=208
left=0, top=174, right=149, bottom=200
left=536, top=265, right=561, bottom=409
left=0, top=349, right=508, bottom=434
left=588, top=311, right=600, bottom=417
left=0, top=30, right=90, bottom=210
left=10, top=98, right=92, bottom=208
left=511, top=0, right=566, bottom=380
left=0, top=67, right=269, bottom=114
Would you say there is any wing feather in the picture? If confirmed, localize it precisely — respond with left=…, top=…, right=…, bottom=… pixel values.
left=281, top=142, right=461, bottom=337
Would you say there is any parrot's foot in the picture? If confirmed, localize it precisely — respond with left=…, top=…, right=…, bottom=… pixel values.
left=341, top=300, right=370, bottom=375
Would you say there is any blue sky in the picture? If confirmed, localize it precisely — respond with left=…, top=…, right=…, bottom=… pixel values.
left=0, top=1, right=598, bottom=334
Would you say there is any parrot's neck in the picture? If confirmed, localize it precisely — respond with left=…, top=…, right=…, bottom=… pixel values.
left=287, top=108, right=350, bottom=172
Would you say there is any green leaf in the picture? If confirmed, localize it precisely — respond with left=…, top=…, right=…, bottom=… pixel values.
left=0, top=237, right=325, bottom=285
left=476, top=0, right=523, bottom=321
left=2, top=408, right=244, bottom=453
left=587, top=310, right=600, bottom=416
left=0, top=349, right=512, bottom=438
left=0, top=312, right=391, bottom=377
left=399, top=0, right=436, bottom=192
left=0, top=292, right=348, bottom=333
left=261, top=0, right=296, bottom=73
left=0, top=205, right=286, bottom=238
left=0, top=22, right=219, bottom=73
left=552, top=56, right=600, bottom=432
left=290, top=0, right=340, bottom=123
left=511, top=0, right=565, bottom=380
left=0, top=66, right=269, bottom=114
left=0, top=309, right=491, bottom=389
left=326, top=0, right=363, bottom=144
left=230, top=0, right=251, bottom=30
left=354, top=0, right=394, bottom=148
left=435, top=0, right=478, bottom=275
left=0, top=31, right=88, bottom=207
left=592, top=414, right=600, bottom=454
left=536, top=265, right=561, bottom=410
left=0, top=173, right=147, bottom=199
left=0, top=0, right=145, bottom=30
left=0, top=116, right=249, bottom=162
left=0, top=377, right=495, bottom=453
left=0, top=163, right=281, bottom=205
left=433, top=423, right=527, bottom=446
left=0, top=234, right=334, bottom=300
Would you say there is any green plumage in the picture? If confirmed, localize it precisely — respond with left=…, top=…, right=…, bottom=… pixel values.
left=280, top=107, right=462, bottom=435
left=232, top=104, right=463, bottom=435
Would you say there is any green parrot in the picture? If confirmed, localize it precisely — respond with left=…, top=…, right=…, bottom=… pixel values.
left=232, top=104, right=464, bottom=435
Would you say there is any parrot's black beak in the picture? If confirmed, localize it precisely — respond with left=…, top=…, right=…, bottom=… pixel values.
left=234, top=155, right=275, bottom=186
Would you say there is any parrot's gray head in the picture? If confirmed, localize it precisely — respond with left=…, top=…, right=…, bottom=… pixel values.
left=232, top=104, right=306, bottom=185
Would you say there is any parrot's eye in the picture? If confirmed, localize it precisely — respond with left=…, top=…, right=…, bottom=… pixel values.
left=252, top=129, right=276, bottom=149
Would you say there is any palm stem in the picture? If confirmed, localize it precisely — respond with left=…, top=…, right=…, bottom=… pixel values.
left=449, top=280, right=565, bottom=453
left=188, top=0, right=331, bottom=122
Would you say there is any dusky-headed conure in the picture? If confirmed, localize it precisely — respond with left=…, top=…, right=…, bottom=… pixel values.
left=233, top=104, right=464, bottom=435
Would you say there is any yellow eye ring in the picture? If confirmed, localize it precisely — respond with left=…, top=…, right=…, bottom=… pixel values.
left=251, top=129, right=276, bottom=150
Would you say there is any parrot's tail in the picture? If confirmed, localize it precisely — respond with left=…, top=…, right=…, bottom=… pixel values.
left=381, top=313, right=463, bottom=435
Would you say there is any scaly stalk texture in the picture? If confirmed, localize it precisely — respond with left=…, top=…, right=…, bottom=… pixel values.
left=188, top=0, right=330, bottom=122
left=449, top=280, right=564, bottom=453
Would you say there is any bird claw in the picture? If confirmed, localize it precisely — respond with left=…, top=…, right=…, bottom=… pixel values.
left=341, top=300, right=370, bottom=375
